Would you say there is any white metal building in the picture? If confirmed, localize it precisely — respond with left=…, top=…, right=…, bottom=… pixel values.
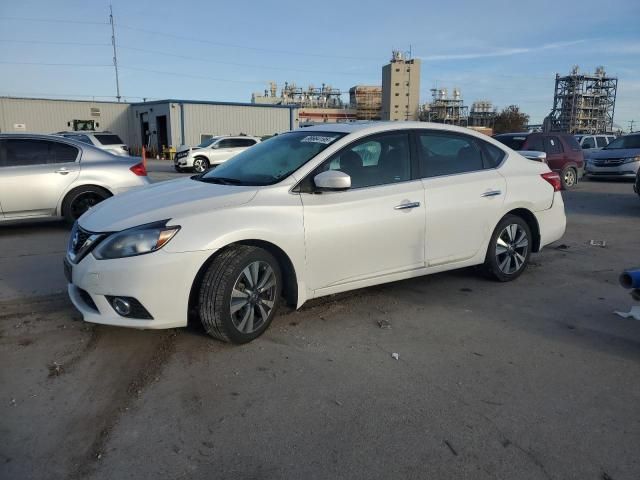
left=0, top=97, right=298, bottom=151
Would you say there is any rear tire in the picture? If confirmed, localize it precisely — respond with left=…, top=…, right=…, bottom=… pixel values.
left=561, top=166, right=577, bottom=189
left=62, top=186, right=111, bottom=224
left=483, top=214, right=532, bottom=282
left=198, top=245, right=282, bottom=344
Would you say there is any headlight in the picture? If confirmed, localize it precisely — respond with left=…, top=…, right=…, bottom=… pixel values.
left=623, top=156, right=640, bottom=164
left=93, top=220, right=180, bottom=260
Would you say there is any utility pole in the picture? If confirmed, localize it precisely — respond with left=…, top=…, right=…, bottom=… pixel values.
left=629, top=120, right=636, bottom=133
left=110, top=5, right=121, bottom=102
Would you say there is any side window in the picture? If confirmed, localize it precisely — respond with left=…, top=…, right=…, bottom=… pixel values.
left=596, top=136, right=608, bottom=148
left=545, top=137, right=563, bottom=154
left=418, top=132, right=484, bottom=178
left=482, top=142, right=506, bottom=168
left=238, top=139, right=257, bottom=147
left=607, top=136, right=616, bottom=144
left=582, top=136, right=596, bottom=149
left=67, top=134, right=92, bottom=145
left=526, top=136, right=545, bottom=152
left=1, top=139, right=77, bottom=167
left=216, top=139, right=234, bottom=148
left=317, top=132, right=411, bottom=189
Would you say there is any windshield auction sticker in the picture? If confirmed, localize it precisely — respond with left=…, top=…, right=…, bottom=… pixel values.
left=300, top=135, right=337, bottom=144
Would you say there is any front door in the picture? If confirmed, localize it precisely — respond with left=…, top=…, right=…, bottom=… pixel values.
left=301, top=131, right=425, bottom=291
left=417, top=130, right=506, bottom=266
left=0, top=138, right=80, bottom=218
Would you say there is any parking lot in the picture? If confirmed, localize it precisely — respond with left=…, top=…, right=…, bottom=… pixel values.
left=1, top=164, right=640, bottom=480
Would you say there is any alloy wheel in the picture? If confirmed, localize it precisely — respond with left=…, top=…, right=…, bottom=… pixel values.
left=564, top=169, right=576, bottom=187
left=495, top=224, right=529, bottom=275
left=229, top=261, right=277, bottom=334
left=193, top=159, right=207, bottom=173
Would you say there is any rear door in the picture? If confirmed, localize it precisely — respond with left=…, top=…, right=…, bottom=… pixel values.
left=0, top=138, right=80, bottom=218
left=418, top=130, right=506, bottom=266
left=544, top=136, right=565, bottom=172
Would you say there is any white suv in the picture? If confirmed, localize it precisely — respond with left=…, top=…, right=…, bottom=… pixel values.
left=174, top=136, right=261, bottom=173
left=575, top=134, right=616, bottom=151
left=57, top=131, right=129, bottom=156
left=65, top=122, right=566, bottom=344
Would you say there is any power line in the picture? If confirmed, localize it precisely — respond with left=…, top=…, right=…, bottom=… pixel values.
left=0, top=39, right=111, bottom=47
left=0, top=16, right=109, bottom=25
left=0, top=61, right=112, bottom=67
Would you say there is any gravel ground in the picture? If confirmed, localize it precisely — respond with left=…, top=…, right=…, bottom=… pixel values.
left=1, top=171, right=639, bottom=480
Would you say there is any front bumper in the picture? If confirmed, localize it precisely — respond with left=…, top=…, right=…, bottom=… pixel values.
left=585, top=161, right=640, bottom=178
left=66, top=248, right=215, bottom=329
left=174, top=155, right=192, bottom=168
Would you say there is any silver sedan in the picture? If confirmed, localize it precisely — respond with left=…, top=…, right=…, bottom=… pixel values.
left=0, top=134, right=150, bottom=223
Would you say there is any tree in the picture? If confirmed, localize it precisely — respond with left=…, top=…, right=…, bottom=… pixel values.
left=493, top=105, right=530, bottom=134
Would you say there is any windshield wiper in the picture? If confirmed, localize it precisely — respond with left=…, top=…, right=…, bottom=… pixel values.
left=199, top=176, right=244, bottom=185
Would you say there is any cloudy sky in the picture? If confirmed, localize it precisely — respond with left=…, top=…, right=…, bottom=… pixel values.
left=1, top=0, right=638, bottom=128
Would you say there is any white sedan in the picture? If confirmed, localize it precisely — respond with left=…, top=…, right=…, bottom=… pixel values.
left=65, top=122, right=566, bottom=343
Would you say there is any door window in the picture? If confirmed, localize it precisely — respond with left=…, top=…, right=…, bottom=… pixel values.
left=317, top=132, right=411, bottom=189
left=545, top=137, right=564, bottom=154
left=0, top=139, right=78, bottom=167
left=66, top=134, right=92, bottom=145
left=418, top=132, right=484, bottom=177
left=217, top=139, right=243, bottom=148
left=526, top=136, right=545, bottom=152
left=596, top=136, right=608, bottom=148
left=236, top=138, right=257, bottom=147
left=582, top=137, right=596, bottom=149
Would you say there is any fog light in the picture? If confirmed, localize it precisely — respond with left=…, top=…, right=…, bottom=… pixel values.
left=112, top=297, right=131, bottom=316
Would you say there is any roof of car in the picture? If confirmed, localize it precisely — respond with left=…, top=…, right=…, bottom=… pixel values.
left=295, top=121, right=492, bottom=136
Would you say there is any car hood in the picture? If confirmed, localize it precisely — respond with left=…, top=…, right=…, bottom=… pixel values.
left=176, top=145, right=201, bottom=154
left=586, top=148, right=640, bottom=160
left=79, top=178, right=258, bottom=232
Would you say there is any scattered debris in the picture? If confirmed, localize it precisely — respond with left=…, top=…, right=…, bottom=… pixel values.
left=589, top=239, right=607, bottom=248
left=9, top=398, right=16, bottom=407
left=556, top=244, right=569, bottom=250
left=444, top=440, right=458, bottom=456
left=334, top=399, right=343, bottom=406
left=567, top=325, right=576, bottom=330
left=601, top=472, right=613, bottom=480
left=391, top=352, right=399, bottom=360
left=47, top=361, right=63, bottom=377
left=460, top=287, right=473, bottom=293
left=377, top=319, right=391, bottom=329
left=472, top=352, right=483, bottom=357
left=614, top=306, right=640, bottom=321
left=289, top=321, right=299, bottom=326
left=96, top=453, right=102, bottom=460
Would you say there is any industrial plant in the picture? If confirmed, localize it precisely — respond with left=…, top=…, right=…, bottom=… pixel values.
left=547, top=66, right=618, bottom=134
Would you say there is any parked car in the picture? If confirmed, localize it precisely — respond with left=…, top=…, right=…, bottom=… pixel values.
left=65, top=122, right=566, bottom=344
left=574, top=134, right=616, bottom=151
left=493, top=132, right=584, bottom=189
left=56, top=131, right=129, bottom=156
left=584, top=133, right=640, bottom=179
left=0, top=134, right=149, bottom=223
left=174, top=136, right=261, bottom=173
left=635, top=168, right=640, bottom=198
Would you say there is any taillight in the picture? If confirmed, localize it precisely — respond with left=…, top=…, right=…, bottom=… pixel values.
left=130, top=162, right=147, bottom=176
left=541, top=172, right=561, bottom=191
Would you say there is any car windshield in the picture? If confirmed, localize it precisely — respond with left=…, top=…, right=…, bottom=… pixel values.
left=493, top=135, right=527, bottom=150
left=198, top=137, right=220, bottom=148
left=198, top=131, right=344, bottom=186
left=603, top=134, right=640, bottom=150
left=94, top=134, right=124, bottom=145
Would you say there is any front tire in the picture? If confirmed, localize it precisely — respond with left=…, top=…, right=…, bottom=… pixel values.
left=198, top=245, right=282, bottom=344
left=192, top=157, right=210, bottom=173
left=174, top=165, right=184, bottom=173
left=483, top=215, right=531, bottom=282
left=561, top=166, right=577, bottom=189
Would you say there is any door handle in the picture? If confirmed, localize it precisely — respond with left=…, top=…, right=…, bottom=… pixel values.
left=55, top=168, right=70, bottom=175
left=394, top=201, right=421, bottom=210
left=481, top=190, right=501, bottom=198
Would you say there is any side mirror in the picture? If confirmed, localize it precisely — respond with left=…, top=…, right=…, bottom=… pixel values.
left=314, top=170, right=351, bottom=191
left=518, top=150, right=547, bottom=163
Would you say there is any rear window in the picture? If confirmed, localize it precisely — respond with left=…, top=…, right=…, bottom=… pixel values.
left=494, top=135, right=527, bottom=150
left=94, top=134, right=124, bottom=145
left=564, top=135, right=582, bottom=151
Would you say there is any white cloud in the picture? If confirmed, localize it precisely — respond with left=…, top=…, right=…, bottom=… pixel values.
left=419, top=40, right=588, bottom=62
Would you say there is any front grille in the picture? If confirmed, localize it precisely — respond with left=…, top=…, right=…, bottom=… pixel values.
left=71, top=227, right=91, bottom=255
left=593, top=159, right=623, bottom=167
left=78, top=288, right=98, bottom=312
left=68, top=224, right=106, bottom=264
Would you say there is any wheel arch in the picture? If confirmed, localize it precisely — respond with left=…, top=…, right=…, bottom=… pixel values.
left=504, top=208, right=541, bottom=252
left=188, top=239, right=300, bottom=324
left=58, top=183, right=114, bottom=217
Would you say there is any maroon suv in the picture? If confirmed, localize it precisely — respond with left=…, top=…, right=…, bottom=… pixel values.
left=494, top=132, right=585, bottom=189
